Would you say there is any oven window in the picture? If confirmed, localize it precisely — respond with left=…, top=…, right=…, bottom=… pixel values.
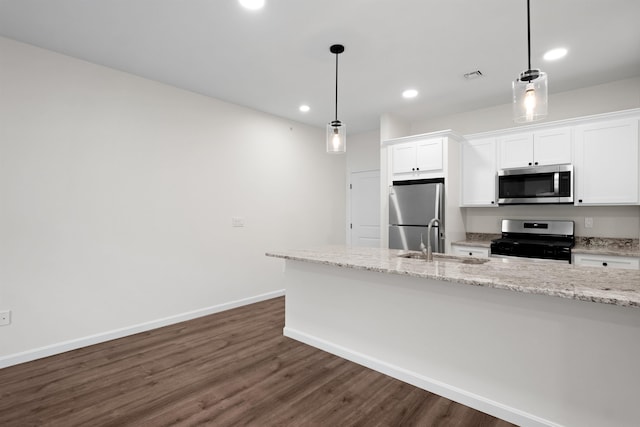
left=499, top=173, right=556, bottom=198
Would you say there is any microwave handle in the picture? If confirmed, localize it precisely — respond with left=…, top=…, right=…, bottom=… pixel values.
left=553, top=172, right=559, bottom=195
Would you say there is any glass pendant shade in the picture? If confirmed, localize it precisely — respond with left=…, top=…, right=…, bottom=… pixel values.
left=326, top=120, right=346, bottom=153
left=513, top=69, right=548, bottom=123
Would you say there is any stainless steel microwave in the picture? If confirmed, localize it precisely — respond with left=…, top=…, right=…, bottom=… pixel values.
left=497, top=164, right=573, bottom=204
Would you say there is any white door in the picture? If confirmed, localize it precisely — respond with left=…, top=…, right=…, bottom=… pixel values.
left=350, top=170, right=381, bottom=247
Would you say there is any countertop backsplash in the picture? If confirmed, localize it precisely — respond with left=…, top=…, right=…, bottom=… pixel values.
left=574, top=236, right=639, bottom=251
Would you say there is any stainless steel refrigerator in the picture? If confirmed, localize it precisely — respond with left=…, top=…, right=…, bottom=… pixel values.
left=388, top=181, right=444, bottom=252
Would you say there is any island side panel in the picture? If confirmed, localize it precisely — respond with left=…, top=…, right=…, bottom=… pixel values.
left=282, top=259, right=640, bottom=427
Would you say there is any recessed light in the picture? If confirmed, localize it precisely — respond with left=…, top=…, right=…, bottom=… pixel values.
left=239, top=0, right=265, bottom=11
left=299, top=105, right=310, bottom=113
left=402, top=89, right=418, bottom=99
left=544, top=48, right=568, bottom=61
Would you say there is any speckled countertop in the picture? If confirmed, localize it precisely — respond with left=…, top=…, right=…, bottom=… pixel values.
left=266, top=246, right=640, bottom=309
left=454, top=233, right=640, bottom=257
left=573, top=237, right=640, bottom=257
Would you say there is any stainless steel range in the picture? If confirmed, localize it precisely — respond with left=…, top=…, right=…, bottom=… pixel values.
left=490, top=219, right=575, bottom=263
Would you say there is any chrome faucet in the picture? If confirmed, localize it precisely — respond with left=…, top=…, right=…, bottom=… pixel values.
left=422, top=218, right=440, bottom=261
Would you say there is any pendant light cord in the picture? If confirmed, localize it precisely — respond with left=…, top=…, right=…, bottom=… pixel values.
left=527, top=0, right=531, bottom=71
left=334, top=52, right=339, bottom=122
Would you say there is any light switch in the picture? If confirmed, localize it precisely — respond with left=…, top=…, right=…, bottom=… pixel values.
left=584, top=217, right=593, bottom=229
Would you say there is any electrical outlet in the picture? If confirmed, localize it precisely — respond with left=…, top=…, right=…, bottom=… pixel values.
left=231, top=217, right=245, bottom=227
left=0, top=310, right=11, bottom=326
left=585, top=217, right=594, bottom=229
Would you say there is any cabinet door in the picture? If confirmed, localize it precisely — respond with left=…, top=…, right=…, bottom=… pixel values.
left=392, top=142, right=417, bottom=174
left=498, top=133, right=534, bottom=169
left=533, top=127, right=572, bottom=166
left=574, top=119, right=639, bottom=205
left=461, top=138, right=497, bottom=206
left=415, top=138, right=443, bottom=172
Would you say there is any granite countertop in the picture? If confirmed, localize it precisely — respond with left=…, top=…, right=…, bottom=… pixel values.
left=573, top=237, right=640, bottom=257
left=266, top=246, right=640, bottom=309
left=453, top=233, right=640, bottom=257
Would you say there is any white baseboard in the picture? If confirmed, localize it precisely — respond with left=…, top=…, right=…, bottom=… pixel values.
left=0, top=290, right=285, bottom=370
left=283, top=327, right=562, bottom=427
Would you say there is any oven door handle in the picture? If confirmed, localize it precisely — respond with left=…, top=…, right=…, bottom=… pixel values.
left=553, top=172, right=560, bottom=195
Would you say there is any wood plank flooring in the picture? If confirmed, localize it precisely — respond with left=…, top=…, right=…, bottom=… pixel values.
left=0, top=297, right=516, bottom=426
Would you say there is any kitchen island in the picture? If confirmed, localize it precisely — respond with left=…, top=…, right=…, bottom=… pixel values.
left=266, top=246, right=640, bottom=427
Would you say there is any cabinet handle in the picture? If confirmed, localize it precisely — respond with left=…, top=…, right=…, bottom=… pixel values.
left=534, top=162, right=539, bottom=165
left=528, top=162, right=532, bottom=166
left=602, top=262, right=608, bottom=267
left=416, top=167, right=420, bottom=171
left=412, top=168, right=415, bottom=171
left=469, top=252, right=473, bottom=256
left=490, top=201, right=495, bottom=204
left=578, top=199, right=583, bottom=203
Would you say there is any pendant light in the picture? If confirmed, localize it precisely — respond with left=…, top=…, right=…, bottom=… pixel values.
left=513, top=0, right=548, bottom=123
left=327, top=44, right=346, bottom=154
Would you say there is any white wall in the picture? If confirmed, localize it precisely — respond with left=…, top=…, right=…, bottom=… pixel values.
left=346, top=130, right=380, bottom=173
left=410, top=76, right=640, bottom=238
left=0, top=37, right=346, bottom=360
left=411, top=76, right=640, bottom=136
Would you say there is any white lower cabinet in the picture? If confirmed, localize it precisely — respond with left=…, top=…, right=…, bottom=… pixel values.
left=451, top=244, right=490, bottom=258
left=572, top=253, right=640, bottom=270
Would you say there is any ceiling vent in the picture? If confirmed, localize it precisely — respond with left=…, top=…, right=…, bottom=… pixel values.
left=463, top=70, right=484, bottom=80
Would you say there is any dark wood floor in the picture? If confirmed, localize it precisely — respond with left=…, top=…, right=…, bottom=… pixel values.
left=0, top=297, right=515, bottom=427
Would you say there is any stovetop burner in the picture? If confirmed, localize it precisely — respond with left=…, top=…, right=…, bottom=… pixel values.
left=490, top=219, right=575, bottom=263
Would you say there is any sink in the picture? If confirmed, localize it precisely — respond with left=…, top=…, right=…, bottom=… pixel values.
left=397, top=252, right=489, bottom=265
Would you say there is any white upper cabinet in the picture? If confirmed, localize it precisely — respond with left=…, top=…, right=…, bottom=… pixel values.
left=391, top=137, right=443, bottom=179
left=416, top=139, right=444, bottom=172
left=460, top=138, right=497, bottom=207
left=460, top=109, right=639, bottom=208
left=574, top=118, right=639, bottom=205
left=392, top=143, right=417, bottom=174
left=498, top=133, right=533, bottom=169
left=534, top=128, right=573, bottom=165
left=498, top=128, right=572, bottom=169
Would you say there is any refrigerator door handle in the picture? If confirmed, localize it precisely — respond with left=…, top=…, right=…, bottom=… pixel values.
left=434, top=183, right=441, bottom=221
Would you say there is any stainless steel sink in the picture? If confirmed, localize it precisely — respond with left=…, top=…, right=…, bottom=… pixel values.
left=397, top=252, right=489, bottom=265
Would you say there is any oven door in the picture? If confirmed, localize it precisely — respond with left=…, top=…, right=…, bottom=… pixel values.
left=490, top=254, right=571, bottom=264
left=497, top=164, right=573, bottom=204
left=491, top=240, right=572, bottom=263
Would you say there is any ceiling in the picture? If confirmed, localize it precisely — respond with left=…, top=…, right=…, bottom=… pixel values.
left=1, top=0, right=639, bottom=134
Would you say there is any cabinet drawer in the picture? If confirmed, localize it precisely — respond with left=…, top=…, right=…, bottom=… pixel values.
left=451, top=245, right=490, bottom=258
left=573, top=254, right=640, bottom=270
